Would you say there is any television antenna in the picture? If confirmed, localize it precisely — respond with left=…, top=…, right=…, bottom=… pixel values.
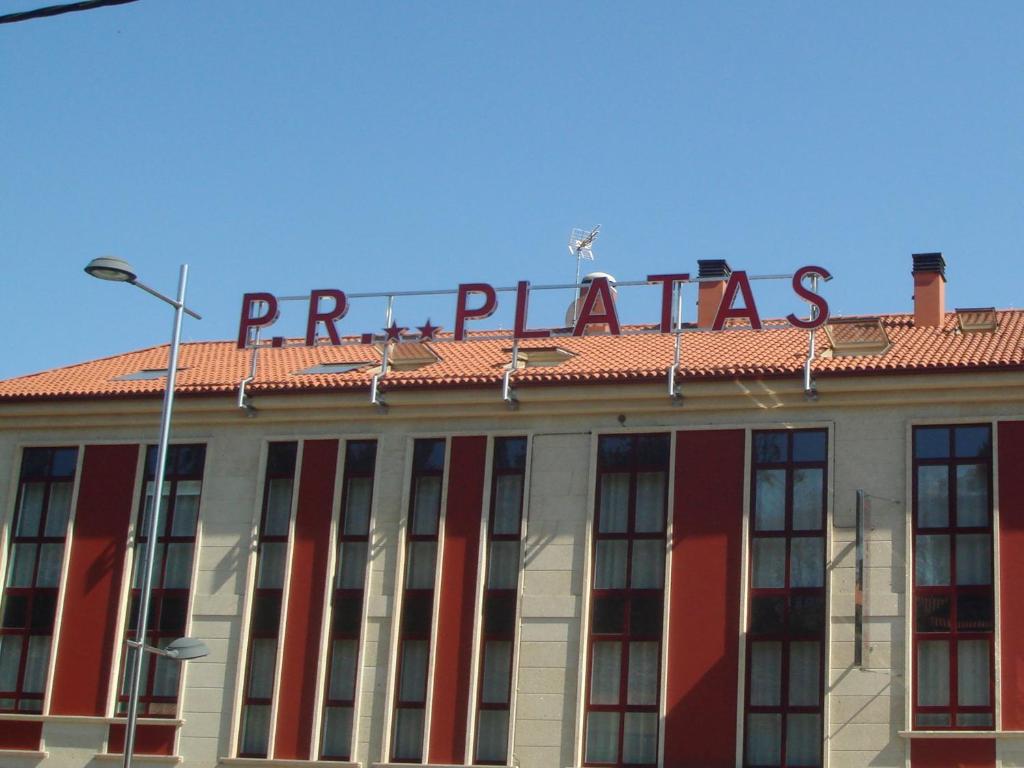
left=569, top=226, right=600, bottom=319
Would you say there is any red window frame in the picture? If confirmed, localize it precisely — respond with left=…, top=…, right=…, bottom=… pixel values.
left=320, top=439, right=377, bottom=761
left=118, top=443, right=205, bottom=718
left=583, top=433, right=670, bottom=768
left=391, top=438, right=446, bottom=763
left=911, top=424, right=994, bottom=730
left=472, top=436, right=527, bottom=766
left=744, top=429, right=827, bottom=768
left=0, top=446, right=78, bottom=713
left=238, top=441, right=297, bottom=757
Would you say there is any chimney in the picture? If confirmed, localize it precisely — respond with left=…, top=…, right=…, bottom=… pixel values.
left=697, top=259, right=731, bottom=328
left=912, top=252, right=946, bottom=328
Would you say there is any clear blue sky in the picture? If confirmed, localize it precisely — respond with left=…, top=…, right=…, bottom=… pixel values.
left=2, top=1, right=1022, bottom=380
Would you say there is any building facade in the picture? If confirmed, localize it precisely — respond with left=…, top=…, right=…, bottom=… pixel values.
left=0, top=256, right=1023, bottom=767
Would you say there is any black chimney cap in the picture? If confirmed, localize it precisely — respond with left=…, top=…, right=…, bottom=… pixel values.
left=912, top=252, right=946, bottom=278
left=697, top=259, right=732, bottom=279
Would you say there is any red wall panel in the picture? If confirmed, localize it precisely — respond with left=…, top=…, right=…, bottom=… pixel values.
left=107, top=723, right=176, bottom=756
left=664, top=429, right=745, bottom=767
left=999, top=421, right=1024, bottom=729
left=427, top=435, right=487, bottom=764
left=273, top=439, right=339, bottom=760
left=0, top=721, right=42, bottom=751
left=911, top=738, right=995, bottom=768
left=50, top=443, right=139, bottom=716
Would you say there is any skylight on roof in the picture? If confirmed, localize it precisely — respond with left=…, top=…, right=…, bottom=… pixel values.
left=502, top=346, right=575, bottom=368
left=823, top=318, right=891, bottom=356
left=956, top=307, right=998, bottom=333
left=293, top=362, right=373, bottom=375
left=113, top=369, right=171, bottom=381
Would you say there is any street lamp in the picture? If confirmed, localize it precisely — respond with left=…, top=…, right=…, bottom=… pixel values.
left=84, top=258, right=204, bottom=768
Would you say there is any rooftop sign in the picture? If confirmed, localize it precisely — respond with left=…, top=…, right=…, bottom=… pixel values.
left=236, top=266, right=831, bottom=349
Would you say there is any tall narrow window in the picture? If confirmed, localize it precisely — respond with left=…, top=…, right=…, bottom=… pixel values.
left=118, top=444, right=205, bottom=717
left=474, top=436, right=527, bottom=765
left=744, top=430, right=827, bottom=768
left=238, top=442, right=297, bottom=756
left=321, top=440, right=377, bottom=761
left=912, top=425, right=993, bottom=729
left=0, top=447, right=77, bottom=713
left=391, top=438, right=445, bottom=763
left=584, top=433, right=669, bottom=768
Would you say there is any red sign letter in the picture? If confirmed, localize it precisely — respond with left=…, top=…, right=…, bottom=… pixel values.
left=711, top=271, right=761, bottom=331
left=237, top=292, right=279, bottom=349
left=454, top=283, right=497, bottom=341
left=513, top=281, right=552, bottom=340
left=305, top=289, right=348, bottom=345
left=647, top=273, right=690, bottom=332
left=786, top=265, right=832, bottom=330
left=573, top=277, right=621, bottom=336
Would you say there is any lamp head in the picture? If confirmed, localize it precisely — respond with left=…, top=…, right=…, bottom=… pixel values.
left=163, top=637, right=209, bottom=661
left=84, top=256, right=137, bottom=283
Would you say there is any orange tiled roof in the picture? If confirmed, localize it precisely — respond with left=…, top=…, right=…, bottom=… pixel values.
left=1, top=312, right=1023, bottom=402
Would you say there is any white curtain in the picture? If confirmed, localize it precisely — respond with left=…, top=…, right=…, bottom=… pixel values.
left=627, top=641, right=658, bottom=705
left=746, top=713, right=781, bottom=765
left=391, top=708, right=423, bottom=761
left=915, top=535, right=951, bottom=586
left=36, top=542, right=64, bottom=587
left=321, top=705, right=353, bottom=758
left=957, top=640, right=990, bottom=706
left=44, top=482, right=72, bottom=536
left=599, top=474, right=629, bottom=533
left=21, top=636, right=50, bottom=694
left=917, top=640, right=950, bottom=706
left=956, top=534, right=991, bottom=586
left=792, top=469, right=823, bottom=530
left=594, top=541, right=627, bottom=589
left=589, top=642, right=621, bottom=704
left=492, top=476, right=523, bottom=534
left=475, top=710, right=509, bottom=763
left=753, top=538, right=785, bottom=588
left=328, top=639, right=357, bottom=700
left=406, top=542, right=436, bottom=589
left=790, top=538, right=824, bottom=588
left=163, top=543, right=193, bottom=589
left=622, top=712, right=657, bottom=763
left=635, top=472, right=666, bottom=532
left=755, top=470, right=786, bottom=531
left=917, top=466, right=949, bottom=527
left=0, top=636, right=21, bottom=690
left=16, top=483, right=43, bottom=536
left=789, top=641, right=820, bottom=706
left=481, top=641, right=512, bottom=704
left=585, top=712, right=619, bottom=764
left=487, top=541, right=519, bottom=589
left=264, top=478, right=293, bottom=536
left=786, top=713, right=821, bottom=766
left=248, top=638, right=277, bottom=699
left=399, top=641, right=428, bottom=703
left=171, top=480, right=201, bottom=536
left=240, top=704, right=270, bottom=755
left=749, top=642, right=781, bottom=706
left=630, top=540, right=664, bottom=589
left=343, top=477, right=372, bottom=535
left=9, top=543, right=36, bottom=587
left=258, top=542, right=286, bottom=589
left=411, top=476, right=441, bottom=535
left=956, top=464, right=988, bottom=526
left=337, top=541, right=367, bottom=589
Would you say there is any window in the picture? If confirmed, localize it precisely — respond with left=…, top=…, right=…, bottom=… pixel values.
left=118, top=444, right=205, bottom=717
left=474, top=436, right=527, bottom=765
left=0, top=447, right=77, bottom=713
left=391, top=438, right=445, bottom=763
left=745, top=430, right=827, bottom=768
left=912, top=425, right=993, bottom=730
left=321, top=440, right=377, bottom=760
left=584, top=434, right=669, bottom=768
left=238, top=442, right=296, bottom=756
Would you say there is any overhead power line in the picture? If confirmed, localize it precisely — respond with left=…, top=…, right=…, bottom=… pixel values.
left=0, top=0, right=139, bottom=25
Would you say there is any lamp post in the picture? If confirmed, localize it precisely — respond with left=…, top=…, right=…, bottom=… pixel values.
left=84, top=257, right=204, bottom=768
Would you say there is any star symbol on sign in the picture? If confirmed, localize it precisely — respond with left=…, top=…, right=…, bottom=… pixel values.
left=417, top=319, right=441, bottom=340
left=383, top=322, right=407, bottom=342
